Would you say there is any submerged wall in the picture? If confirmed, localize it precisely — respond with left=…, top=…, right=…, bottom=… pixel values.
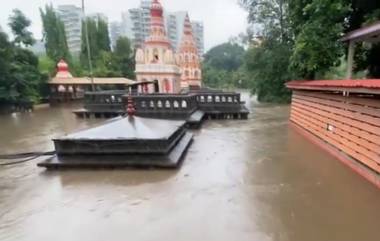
left=290, top=90, right=380, bottom=175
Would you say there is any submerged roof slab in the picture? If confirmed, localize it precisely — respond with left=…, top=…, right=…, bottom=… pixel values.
left=59, top=116, right=185, bottom=141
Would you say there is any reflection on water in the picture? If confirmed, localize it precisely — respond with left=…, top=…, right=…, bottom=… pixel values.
left=0, top=95, right=379, bottom=241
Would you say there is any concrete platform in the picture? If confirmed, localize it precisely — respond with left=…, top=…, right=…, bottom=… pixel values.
left=38, top=133, right=193, bottom=169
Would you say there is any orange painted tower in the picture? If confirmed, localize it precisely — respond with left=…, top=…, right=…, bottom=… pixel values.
left=135, top=0, right=181, bottom=93
left=178, top=14, right=202, bottom=88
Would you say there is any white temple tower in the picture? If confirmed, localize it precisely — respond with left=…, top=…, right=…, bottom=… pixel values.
left=135, top=0, right=181, bottom=93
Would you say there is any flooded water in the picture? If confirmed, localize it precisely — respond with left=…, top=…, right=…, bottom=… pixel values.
left=0, top=95, right=379, bottom=241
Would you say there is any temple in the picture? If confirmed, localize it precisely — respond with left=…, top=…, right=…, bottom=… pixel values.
left=135, top=0, right=182, bottom=93
left=49, top=59, right=137, bottom=102
left=49, top=0, right=203, bottom=100
left=178, top=14, right=202, bottom=88
left=135, top=0, right=202, bottom=93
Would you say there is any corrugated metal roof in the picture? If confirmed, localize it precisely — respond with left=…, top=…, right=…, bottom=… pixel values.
left=286, top=79, right=380, bottom=90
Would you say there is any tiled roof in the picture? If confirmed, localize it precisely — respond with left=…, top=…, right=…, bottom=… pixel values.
left=286, top=79, right=380, bottom=90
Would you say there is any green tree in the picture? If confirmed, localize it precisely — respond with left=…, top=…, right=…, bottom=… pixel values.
left=240, top=0, right=291, bottom=42
left=203, top=42, right=245, bottom=71
left=8, top=9, right=35, bottom=47
left=80, top=17, right=99, bottom=70
left=38, top=55, right=56, bottom=76
left=0, top=32, right=13, bottom=101
left=9, top=48, right=45, bottom=102
left=241, top=0, right=292, bottom=103
left=97, top=17, right=111, bottom=52
left=202, top=42, right=246, bottom=88
left=289, top=0, right=349, bottom=79
left=113, top=37, right=135, bottom=79
left=40, top=5, right=71, bottom=63
left=245, top=40, right=292, bottom=102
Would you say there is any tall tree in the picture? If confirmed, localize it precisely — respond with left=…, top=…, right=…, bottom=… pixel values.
left=240, top=0, right=291, bottom=43
left=204, top=43, right=245, bottom=71
left=96, top=17, right=111, bottom=52
left=289, top=0, right=349, bottom=79
left=0, top=32, right=13, bottom=101
left=113, top=37, right=135, bottom=79
left=40, top=5, right=71, bottom=63
left=241, top=0, right=293, bottom=102
left=8, top=9, right=35, bottom=47
left=0, top=30, right=46, bottom=103
left=80, top=17, right=99, bottom=70
left=202, top=42, right=246, bottom=88
left=9, top=48, right=44, bottom=102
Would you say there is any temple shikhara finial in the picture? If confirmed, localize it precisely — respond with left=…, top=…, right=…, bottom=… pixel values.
left=55, top=59, right=73, bottom=78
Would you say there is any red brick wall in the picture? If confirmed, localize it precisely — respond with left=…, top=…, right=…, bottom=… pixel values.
left=290, top=90, right=380, bottom=174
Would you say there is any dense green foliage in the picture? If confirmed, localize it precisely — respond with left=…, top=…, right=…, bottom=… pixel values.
left=0, top=10, right=46, bottom=103
left=289, top=0, right=349, bottom=79
left=245, top=39, right=292, bottom=102
left=202, top=42, right=247, bottom=88
left=113, top=37, right=136, bottom=79
left=8, top=9, right=35, bottom=47
left=240, top=0, right=293, bottom=103
left=40, top=5, right=71, bottom=64
left=238, top=0, right=380, bottom=103
left=0, top=7, right=135, bottom=105
left=79, top=18, right=135, bottom=78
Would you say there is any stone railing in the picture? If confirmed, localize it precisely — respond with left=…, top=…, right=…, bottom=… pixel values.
left=195, top=93, right=246, bottom=113
left=81, top=90, right=249, bottom=118
left=84, top=90, right=127, bottom=112
left=127, top=94, right=198, bottom=119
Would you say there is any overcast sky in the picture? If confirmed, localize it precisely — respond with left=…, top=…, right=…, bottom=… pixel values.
left=0, top=0, right=248, bottom=51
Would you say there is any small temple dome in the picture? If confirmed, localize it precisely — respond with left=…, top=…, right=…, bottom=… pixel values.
left=136, top=48, right=145, bottom=64
left=57, top=59, right=68, bottom=71
left=55, top=59, right=73, bottom=78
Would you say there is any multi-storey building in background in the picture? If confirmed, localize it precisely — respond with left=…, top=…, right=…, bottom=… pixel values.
left=57, top=5, right=83, bottom=55
left=121, top=0, right=204, bottom=56
left=88, top=13, right=108, bottom=23
left=56, top=1, right=204, bottom=56
left=109, top=22, right=124, bottom=49
left=191, top=21, right=204, bottom=57
left=165, top=11, right=187, bottom=50
left=122, top=0, right=151, bottom=48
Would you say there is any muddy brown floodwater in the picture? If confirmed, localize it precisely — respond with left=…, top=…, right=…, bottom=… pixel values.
left=0, top=93, right=380, bottom=241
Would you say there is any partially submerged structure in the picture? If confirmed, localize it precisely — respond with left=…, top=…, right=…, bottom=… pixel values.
left=287, top=22, right=380, bottom=188
left=49, top=60, right=140, bottom=102
left=135, top=0, right=203, bottom=92
left=135, top=0, right=182, bottom=93
left=73, top=89, right=249, bottom=128
left=49, top=0, right=204, bottom=102
left=38, top=97, right=193, bottom=169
